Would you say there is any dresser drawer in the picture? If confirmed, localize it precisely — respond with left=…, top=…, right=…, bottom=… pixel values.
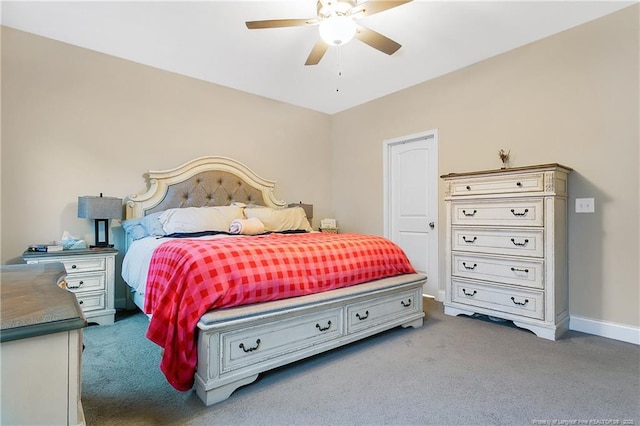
left=76, top=291, right=106, bottom=312
left=452, top=253, right=544, bottom=289
left=452, top=227, right=544, bottom=258
left=449, top=172, right=544, bottom=196
left=64, top=272, right=106, bottom=293
left=221, top=308, right=343, bottom=373
left=451, top=199, right=544, bottom=227
left=346, top=289, right=420, bottom=334
left=451, top=279, right=544, bottom=320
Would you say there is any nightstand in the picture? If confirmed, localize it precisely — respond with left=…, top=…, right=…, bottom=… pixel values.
left=23, top=248, right=117, bottom=325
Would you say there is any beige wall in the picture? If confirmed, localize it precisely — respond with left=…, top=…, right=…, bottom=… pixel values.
left=332, top=5, right=639, bottom=327
left=1, top=5, right=638, bottom=328
left=1, top=27, right=333, bottom=303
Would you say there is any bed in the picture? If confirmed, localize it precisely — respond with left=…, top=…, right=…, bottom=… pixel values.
left=122, top=156, right=427, bottom=406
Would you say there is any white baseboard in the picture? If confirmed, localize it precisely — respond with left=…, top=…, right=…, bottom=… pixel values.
left=570, top=315, right=639, bottom=345
left=421, top=290, right=445, bottom=302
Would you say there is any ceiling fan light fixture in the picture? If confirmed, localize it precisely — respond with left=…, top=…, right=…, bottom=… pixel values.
left=319, top=15, right=357, bottom=46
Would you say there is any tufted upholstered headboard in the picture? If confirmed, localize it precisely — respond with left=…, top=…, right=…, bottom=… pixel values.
left=125, top=156, right=286, bottom=220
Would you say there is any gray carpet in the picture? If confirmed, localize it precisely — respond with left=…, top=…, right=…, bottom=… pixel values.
left=82, top=299, right=639, bottom=425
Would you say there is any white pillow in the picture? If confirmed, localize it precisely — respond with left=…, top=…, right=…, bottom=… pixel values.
left=244, top=206, right=312, bottom=232
left=158, top=206, right=244, bottom=234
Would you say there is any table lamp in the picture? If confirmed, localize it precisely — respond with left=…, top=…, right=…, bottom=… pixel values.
left=77, top=194, right=122, bottom=248
left=288, top=202, right=313, bottom=220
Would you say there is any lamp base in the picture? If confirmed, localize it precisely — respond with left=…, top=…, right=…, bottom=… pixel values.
left=93, top=219, right=114, bottom=249
left=90, top=244, right=114, bottom=249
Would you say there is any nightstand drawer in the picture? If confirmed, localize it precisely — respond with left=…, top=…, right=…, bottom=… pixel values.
left=30, top=256, right=106, bottom=274
left=76, top=292, right=106, bottom=312
left=451, top=199, right=544, bottom=227
left=449, top=172, right=544, bottom=196
left=65, top=272, right=105, bottom=292
left=60, top=257, right=106, bottom=274
left=452, top=253, right=544, bottom=289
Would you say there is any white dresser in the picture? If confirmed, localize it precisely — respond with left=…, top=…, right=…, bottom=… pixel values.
left=441, top=163, right=572, bottom=340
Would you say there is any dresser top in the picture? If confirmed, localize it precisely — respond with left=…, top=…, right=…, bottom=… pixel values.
left=441, top=163, right=573, bottom=179
left=1, top=263, right=86, bottom=342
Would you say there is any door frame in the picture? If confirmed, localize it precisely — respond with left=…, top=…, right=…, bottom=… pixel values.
left=383, top=129, right=441, bottom=300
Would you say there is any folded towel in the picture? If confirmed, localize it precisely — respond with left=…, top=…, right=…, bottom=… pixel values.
left=229, top=217, right=265, bottom=235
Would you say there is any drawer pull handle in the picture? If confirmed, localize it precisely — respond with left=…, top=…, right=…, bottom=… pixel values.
left=401, top=299, right=412, bottom=307
left=511, top=297, right=529, bottom=306
left=510, top=208, right=529, bottom=217
left=239, top=339, right=261, bottom=353
left=68, top=280, right=84, bottom=289
left=71, top=264, right=77, bottom=269
left=462, top=236, right=477, bottom=243
left=356, top=311, right=369, bottom=321
left=516, top=182, right=522, bottom=187
left=462, top=262, right=477, bottom=270
left=466, top=185, right=471, bottom=191
left=510, top=238, right=529, bottom=247
left=79, top=300, right=84, bottom=305
left=510, top=267, right=530, bottom=273
left=315, top=321, right=332, bottom=332
left=462, top=289, right=477, bottom=297
left=462, top=209, right=477, bottom=217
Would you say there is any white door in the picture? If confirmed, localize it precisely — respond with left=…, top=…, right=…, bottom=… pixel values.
left=383, top=130, right=440, bottom=299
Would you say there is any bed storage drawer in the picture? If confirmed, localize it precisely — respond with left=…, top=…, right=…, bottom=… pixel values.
left=196, top=274, right=426, bottom=406
left=346, top=288, right=421, bottom=334
left=451, top=253, right=544, bottom=289
left=451, top=199, right=544, bottom=227
left=451, top=278, right=544, bottom=320
left=449, top=172, right=544, bottom=196
left=452, top=227, right=544, bottom=258
left=220, top=308, right=344, bottom=373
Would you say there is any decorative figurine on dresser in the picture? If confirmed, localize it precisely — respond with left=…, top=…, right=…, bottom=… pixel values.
left=441, top=163, right=572, bottom=340
left=22, top=247, right=117, bottom=325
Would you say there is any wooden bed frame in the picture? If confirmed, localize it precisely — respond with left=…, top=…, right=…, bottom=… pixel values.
left=124, top=156, right=426, bottom=405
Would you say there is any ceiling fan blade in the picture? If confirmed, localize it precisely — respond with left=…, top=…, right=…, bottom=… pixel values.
left=355, top=24, right=401, bottom=55
left=246, top=18, right=317, bottom=29
left=305, top=40, right=329, bottom=66
left=352, top=0, right=412, bottom=18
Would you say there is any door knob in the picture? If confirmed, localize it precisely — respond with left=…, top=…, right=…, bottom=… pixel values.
left=429, top=222, right=435, bottom=229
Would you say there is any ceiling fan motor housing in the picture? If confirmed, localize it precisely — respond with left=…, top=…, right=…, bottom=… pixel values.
left=317, top=0, right=358, bottom=19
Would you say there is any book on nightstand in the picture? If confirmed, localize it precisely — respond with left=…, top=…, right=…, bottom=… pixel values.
left=27, top=244, right=63, bottom=253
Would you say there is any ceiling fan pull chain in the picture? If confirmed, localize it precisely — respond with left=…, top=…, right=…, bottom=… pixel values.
left=336, top=46, right=343, bottom=93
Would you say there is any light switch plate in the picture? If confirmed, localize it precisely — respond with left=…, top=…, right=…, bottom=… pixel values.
left=575, top=198, right=595, bottom=213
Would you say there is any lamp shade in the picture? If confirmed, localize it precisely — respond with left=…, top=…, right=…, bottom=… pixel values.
left=77, top=195, right=122, bottom=220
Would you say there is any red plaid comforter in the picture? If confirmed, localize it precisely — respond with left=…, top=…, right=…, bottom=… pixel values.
left=144, top=232, right=416, bottom=391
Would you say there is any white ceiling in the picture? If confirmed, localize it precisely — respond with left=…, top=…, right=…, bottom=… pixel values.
left=1, top=1, right=635, bottom=114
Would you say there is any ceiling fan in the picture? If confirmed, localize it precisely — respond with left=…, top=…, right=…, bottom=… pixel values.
left=245, top=0, right=412, bottom=66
